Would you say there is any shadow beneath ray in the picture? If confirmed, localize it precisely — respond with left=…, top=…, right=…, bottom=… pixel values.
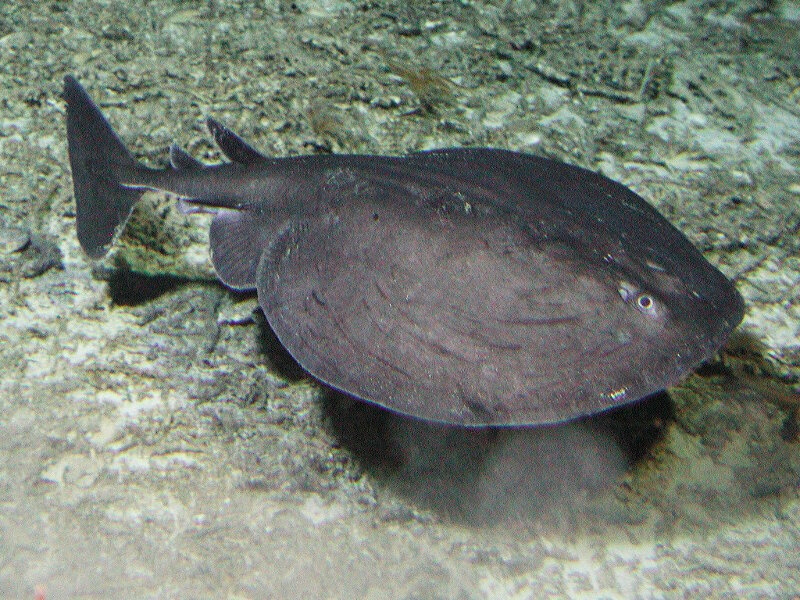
left=253, top=309, right=308, bottom=382
left=320, top=388, right=674, bottom=524
left=244, top=308, right=799, bottom=534
left=247, top=310, right=676, bottom=524
left=105, top=266, right=190, bottom=306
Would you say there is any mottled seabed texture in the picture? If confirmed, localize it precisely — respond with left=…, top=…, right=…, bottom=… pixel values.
left=1, top=1, right=799, bottom=599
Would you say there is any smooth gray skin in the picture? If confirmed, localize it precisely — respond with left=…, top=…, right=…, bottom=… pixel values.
left=64, top=75, right=745, bottom=426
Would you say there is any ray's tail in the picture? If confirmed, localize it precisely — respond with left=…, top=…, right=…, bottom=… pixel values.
left=64, top=75, right=145, bottom=258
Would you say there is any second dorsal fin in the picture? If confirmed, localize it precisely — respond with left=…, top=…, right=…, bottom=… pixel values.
left=169, top=144, right=205, bottom=170
left=206, top=117, right=266, bottom=165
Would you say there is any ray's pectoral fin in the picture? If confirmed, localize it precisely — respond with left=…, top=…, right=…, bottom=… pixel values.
left=254, top=220, right=305, bottom=311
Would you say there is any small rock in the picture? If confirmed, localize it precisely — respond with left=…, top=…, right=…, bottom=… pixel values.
left=18, top=234, right=64, bottom=278
left=0, top=223, right=30, bottom=254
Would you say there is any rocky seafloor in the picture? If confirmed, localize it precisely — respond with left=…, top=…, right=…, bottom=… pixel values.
left=1, top=1, right=799, bottom=598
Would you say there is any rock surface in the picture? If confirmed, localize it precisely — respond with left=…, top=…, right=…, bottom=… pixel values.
left=1, top=1, right=798, bottom=597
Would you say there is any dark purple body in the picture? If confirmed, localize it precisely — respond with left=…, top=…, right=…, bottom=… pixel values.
left=64, top=76, right=744, bottom=426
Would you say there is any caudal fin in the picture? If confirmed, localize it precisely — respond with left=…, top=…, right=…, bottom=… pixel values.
left=64, top=75, right=145, bottom=258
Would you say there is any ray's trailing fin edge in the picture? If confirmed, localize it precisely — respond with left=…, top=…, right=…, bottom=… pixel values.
left=64, top=75, right=745, bottom=427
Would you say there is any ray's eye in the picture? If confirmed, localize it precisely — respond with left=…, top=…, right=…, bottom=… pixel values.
left=618, top=281, right=660, bottom=318
left=635, top=294, right=658, bottom=316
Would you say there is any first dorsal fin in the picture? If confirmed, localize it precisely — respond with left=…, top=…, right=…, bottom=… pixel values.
left=206, top=117, right=266, bottom=165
